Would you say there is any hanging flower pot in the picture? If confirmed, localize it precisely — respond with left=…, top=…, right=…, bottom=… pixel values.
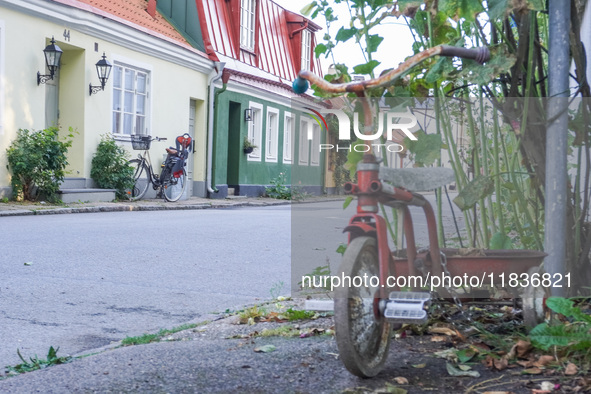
left=243, top=137, right=257, bottom=154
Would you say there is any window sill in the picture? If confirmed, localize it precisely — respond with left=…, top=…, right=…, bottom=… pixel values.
left=112, top=133, right=132, bottom=142
left=240, top=47, right=257, bottom=57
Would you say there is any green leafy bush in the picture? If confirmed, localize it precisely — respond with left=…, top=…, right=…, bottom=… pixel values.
left=90, top=135, right=134, bottom=199
left=530, top=297, right=591, bottom=354
left=6, top=127, right=74, bottom=201
left=265, top=173, right=291, bottom=200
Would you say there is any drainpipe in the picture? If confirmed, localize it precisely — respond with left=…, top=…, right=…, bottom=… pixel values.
left=206, top=61, right=226, bottom=194
left=545, top=1, right=570, bottom=296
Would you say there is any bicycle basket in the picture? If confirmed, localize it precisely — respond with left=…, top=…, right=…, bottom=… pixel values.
left=131, top=135, right=151, bottom=150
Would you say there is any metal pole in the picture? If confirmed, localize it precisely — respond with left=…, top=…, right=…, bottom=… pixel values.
left=545, top=0, right=570, bottom=297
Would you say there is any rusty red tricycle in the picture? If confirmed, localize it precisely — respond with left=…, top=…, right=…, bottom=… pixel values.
left=293, top=45, right=547, bottom=378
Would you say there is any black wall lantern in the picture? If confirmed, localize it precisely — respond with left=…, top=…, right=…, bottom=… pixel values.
left=244, top=108, right=253, bottom=121
left=89, top=52, right=112, bottom=95
left=37, top=37, right=63, bottom=85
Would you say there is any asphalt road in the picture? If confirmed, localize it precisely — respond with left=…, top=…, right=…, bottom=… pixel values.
left=1, top=196, right=463, bottom=370
left=0, top=206, right=291, bottom=367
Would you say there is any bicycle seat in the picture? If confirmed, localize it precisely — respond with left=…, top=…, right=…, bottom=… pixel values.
left=379, top=167, right=455, bottom=192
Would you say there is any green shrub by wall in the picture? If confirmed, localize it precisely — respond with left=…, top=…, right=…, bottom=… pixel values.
left=6, top=127, right=74, bottom=202
left=90, top=135, right=134, bottom=200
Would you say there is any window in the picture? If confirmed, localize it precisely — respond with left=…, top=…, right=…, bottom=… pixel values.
left=301, top=29, right=311, bottom=71
left=247, top=102, right=263, bottom=161
left=112, top=63, right=149, bottom=135
left=240, top=0, right=256, bottom=51
left=310, top=124, right=320, bottom=166
left=283, top=112, right=293, bottom=164
left=265, top=107, right=279, bottom=162
left=299, top=118, right=310, bottom=165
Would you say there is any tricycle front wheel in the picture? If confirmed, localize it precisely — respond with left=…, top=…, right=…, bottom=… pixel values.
left=334, top=236, right=391, bottom=378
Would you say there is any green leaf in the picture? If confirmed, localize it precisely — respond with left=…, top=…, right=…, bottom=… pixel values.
left=546, top=297, right=591, bottom=324
left=453, top=175, right=494, bottom=210
left=300, top=1, right=317, bottom=16
left=344, top=140, right=366, bottom=179
left=439, top=0, right=484, bottom=22
left=366, top=34, right=384, bottom=54
left=530, top=323, right=591, bottom=351
left=343, top=196, right=354, bottom=210
left=314, top=43, right=328, bottom=58
left=490, top=232, right=512, bottom=249
left=403, top=130, right=442, bottom=167
left=336, top=244, right=347, bottom=255
left=353, top=60, right=381, bottom=75
left=335, top=27, right=357, bottom=43
left=457, top=44, right=517, bottom=85
left=425, top=56, right=455, bottom=84
left=446, top=362, right=480, bottom=377
left=487, top=0, right=511, bottom=20
left=456, top=348, right=476, bottom=363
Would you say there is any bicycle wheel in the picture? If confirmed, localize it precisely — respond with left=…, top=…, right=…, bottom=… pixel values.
left=163, top=168, right=187, bottom=202
left=128, top=159, right=150, bottom=201
left=334, top=236, right=391, bottom=378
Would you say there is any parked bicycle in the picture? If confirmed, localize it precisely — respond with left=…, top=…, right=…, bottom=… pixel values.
left=127, top=133, right=192, bottom=202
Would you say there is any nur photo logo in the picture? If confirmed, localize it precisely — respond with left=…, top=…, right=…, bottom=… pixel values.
left=301, top=106, right=418, bottom=153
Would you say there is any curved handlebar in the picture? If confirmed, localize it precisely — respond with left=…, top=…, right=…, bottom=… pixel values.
left=153, top=137, right=167, bottom=141
left=292, top=45, right=490, bottom=95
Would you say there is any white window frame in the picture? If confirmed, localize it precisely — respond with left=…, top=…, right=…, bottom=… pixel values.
left=247, top=101, right=263, bottom=161
left=301, top=29, right=311, bottom=71
left=310, top=123, right=320, bottom=166
left=111, top=58, right=151, bottom=138
left=283, top=112, right=293, bottom=164
left=240, top=0, right=256, bottom=51
left=299, top=118, right=310, bottom=166
left=265, top=107, right=279, bottom=162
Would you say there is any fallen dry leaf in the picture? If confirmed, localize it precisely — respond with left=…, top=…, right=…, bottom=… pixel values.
left=493, top=357, right=509, bottom=371
left=430, top=335, right=447, bottom=342
left=531, top=390, right=551, bottom=394
left=393, top=377, right=409, bottom=385
left=429, top=326, right=456, bottom=336
left=565, top=362, right=578, bottom=376
left=514, top=339, right=532, bottom=358
left=522, top=367, right=543, bottom=375
left=412, top=363, right=426, bottom=369
left=533, top=355, right=555, bottom=368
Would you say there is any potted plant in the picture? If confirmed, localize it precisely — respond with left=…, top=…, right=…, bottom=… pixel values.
left=243, top=137, right=257, bottom=154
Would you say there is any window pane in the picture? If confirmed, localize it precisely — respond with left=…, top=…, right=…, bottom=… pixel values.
left=113, top=67, right=122, bottom=88
left=123, top=114, right=133, bottom=135
left=113, top=88, right=121, bottom=110
left=124, top=69, right=135, bottom=90
left=136, top=95, right=145, bottom=115
left=112, top=112, right=121, bottom=134
left=124, top=91, right=133, bottom=113
left=135, top=116, right=145, bottom=135
left=137, top=73, right=146, bottom=94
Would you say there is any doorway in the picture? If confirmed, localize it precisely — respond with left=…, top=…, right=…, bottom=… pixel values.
left=226, top=101, right=241, bottom=187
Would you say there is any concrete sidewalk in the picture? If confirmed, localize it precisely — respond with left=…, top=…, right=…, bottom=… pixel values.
left=0, top=195, right=300, bottom=217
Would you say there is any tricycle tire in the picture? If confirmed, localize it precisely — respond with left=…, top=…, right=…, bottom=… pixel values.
left=334, top=236, right=391, bottom=378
